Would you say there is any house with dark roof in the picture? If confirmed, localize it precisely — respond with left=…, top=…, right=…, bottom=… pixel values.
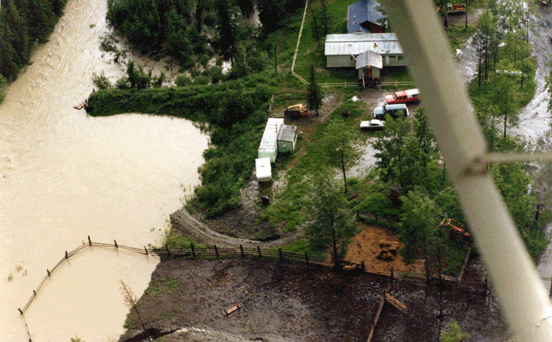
left=347, top=0, right=386, bottom=33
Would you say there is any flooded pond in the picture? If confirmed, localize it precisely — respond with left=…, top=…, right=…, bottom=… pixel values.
left=0, top=0, right=208, bottom=340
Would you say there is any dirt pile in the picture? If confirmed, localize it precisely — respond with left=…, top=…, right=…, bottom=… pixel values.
left=345, top=226, right=426, bottom=274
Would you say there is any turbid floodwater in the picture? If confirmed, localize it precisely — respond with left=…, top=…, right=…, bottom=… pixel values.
left=0, top=0, right=208, bottom=341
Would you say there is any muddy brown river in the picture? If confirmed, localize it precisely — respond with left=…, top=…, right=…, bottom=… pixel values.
left=0, top=0, right=208, bottom=341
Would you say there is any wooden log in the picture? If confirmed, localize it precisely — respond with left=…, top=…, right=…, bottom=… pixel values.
left=367, top=292, right=386, bottom=342
left=224, top=303, right=242, bottom=316
left=384, top=293, right=408, bottom=315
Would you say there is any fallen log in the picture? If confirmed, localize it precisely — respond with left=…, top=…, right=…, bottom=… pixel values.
left=224, top=303, right=242, bottom=316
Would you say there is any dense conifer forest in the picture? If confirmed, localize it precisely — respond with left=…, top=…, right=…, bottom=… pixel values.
left=0, top=0, right=67, bottom=81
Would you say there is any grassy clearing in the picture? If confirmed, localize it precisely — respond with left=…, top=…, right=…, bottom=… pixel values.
left=446, top=23, right=477, bottom=53
left=291, top=0, right=361, bottom=84
left=263, top=98, right=364, bottom=232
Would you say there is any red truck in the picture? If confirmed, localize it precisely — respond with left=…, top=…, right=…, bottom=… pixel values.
left=384, top=88, right=420, bottom=105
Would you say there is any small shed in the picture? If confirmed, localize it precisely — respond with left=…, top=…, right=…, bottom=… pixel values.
left=255, top=158, right=272, bottom=182
left=277, top=125, right=297, bottom=153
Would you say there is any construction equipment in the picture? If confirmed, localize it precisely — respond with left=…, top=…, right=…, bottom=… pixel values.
left=284, top=103, right=310, bottom=118
left=439, top=218, right=471, bottom=244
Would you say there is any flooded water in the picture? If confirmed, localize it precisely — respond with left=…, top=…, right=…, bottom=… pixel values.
left=0, top=0, right=208, bottom=341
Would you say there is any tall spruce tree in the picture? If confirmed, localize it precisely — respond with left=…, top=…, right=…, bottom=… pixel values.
left=306, top=64, right=323, bottom=117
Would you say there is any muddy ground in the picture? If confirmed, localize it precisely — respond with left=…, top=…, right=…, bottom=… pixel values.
left=119, top=258, right=508, bottom=342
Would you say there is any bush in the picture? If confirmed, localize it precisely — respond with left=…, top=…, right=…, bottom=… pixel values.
left=204, top=11, right=217, bottom=27
left=197, top=54, right=210, bottom=67
left=175, top=74, right=192, bottom=87
left=115, top=78, right=130, bottom=90
left=92, top=72, right=112, bottom=90
left=194, top=76, right=210, bottom=85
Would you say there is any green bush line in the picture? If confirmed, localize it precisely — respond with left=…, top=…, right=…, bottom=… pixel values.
left=87, top=76, right=273, bottom=218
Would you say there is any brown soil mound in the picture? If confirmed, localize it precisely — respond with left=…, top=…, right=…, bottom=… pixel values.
left=345, top=226, right=426, bottom=274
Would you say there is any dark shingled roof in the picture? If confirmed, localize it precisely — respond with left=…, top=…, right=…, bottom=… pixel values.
left=347, top=0, right=386, bottom=33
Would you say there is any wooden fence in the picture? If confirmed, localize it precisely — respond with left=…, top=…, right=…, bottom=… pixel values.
left=379, top=80, right=415, bottom=87
left=19, top=236, right=493, bottom=318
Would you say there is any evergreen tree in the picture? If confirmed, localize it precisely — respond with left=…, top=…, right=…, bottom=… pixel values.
left=306, top=64, right=323, bottom=116
left=373, top=116, right=410, bottom=184
left=305, top=173, right=356, bottom=264
left=237, top=0, right=254, bottom=18
left=4, top=0, right=31, bottom=66
left=399, top=190, right=441, bottom=281
left=216, top=0, right=238, bottom=63
left=322, top=121, right=360, bottom=194
left=257, top=0, right=286, bottom=34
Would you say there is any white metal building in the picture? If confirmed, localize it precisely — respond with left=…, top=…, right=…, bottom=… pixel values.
left=324, top=33, right=406, bottom=69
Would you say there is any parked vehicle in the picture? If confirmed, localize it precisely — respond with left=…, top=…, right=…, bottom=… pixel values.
left=360, top=119, right=384, bottom=131
left=385, top=88, right=420, bottom=104
left=437, top=3, right=466, bottom=14
left=284, top=103, right=310, bottom=118
left=373, top=104, right=409, bottom=120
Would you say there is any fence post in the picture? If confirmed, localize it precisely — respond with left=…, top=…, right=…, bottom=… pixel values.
left=240, top=245, right=245, bottom=257
left=18, top=308, right=23, bottom=315
left=114, top=240, right=118, bottom=248
left=165, top=245, right=171, bottom=258
left=390, top=267, right=394, bottom=282
left=305, top=252, right=309, bottom=266
left=361, top=261, right=365, bottom=272
left=549, top=275, right=552, bottom=298
left=33, top=290, right=36, bottom=296
left=144, top=246, right=148, bottom=255
left=257, top=246, right=262, bottom=259
left=47, top=269, right=50, bottom=277
left=88, top=236, right=91, bottom=246
left=65, top=251, right=68, bottom=259
left=214, top=245, right=219, bottom=258
left=279, top=249, right=283, bottom=262
left=191, top=243, right=195, bottom=258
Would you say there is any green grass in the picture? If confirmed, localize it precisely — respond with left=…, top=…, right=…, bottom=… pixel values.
left=291, top=0, right=363, bottom=85
left=157, top=225, right=207, bottom=249
left=446, top=23, right=476, bottom=53
left=263, top=99, right=364, bottom=232
left=145, top=278, right=180, bottom=296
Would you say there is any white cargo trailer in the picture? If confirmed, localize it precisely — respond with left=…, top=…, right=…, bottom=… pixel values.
left=255, top=157, right=272, bottom=182
left=258, top=118, right=284, bottom=163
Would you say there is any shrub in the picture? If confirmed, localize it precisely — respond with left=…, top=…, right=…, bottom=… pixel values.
left=175, top=74, right=192, bottom=87
left=194, top=76, right=210, bottom=85
left=92, top=72, right=112, bottom=90
left=197, top=54, right=210, bottom=67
